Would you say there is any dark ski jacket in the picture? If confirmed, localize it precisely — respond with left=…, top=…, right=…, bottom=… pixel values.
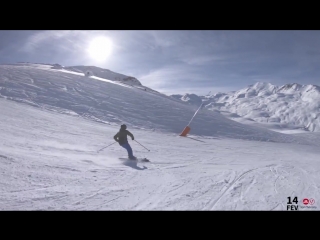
left=114, top=129, right=134, bottom=145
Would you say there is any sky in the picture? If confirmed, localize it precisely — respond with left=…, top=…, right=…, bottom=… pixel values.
left=1, top=30, right=320, bottom=95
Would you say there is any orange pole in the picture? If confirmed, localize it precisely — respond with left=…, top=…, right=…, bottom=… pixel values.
left=179, top=126, right=191, bottom=136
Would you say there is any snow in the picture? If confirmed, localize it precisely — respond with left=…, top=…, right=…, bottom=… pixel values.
left=171, top=93, right=203, bottom=106
left=63, top=65, right=142, bottom=86
left=0, top=64, right=320, bottom=210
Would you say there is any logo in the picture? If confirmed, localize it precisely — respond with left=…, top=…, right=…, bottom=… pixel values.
left=303, top=198, right=315, bottom=205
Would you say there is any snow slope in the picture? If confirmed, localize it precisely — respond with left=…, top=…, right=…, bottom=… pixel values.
left=1, top=98, right=320, bottom=210
left=172, top=82, right=320, bottom=133
left=0, top=63, right=316, bottom=145
left=1, top=63, right=320, bottom=210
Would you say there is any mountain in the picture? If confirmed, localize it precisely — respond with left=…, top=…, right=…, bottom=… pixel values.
left=0, top=63, right=315, bottom=145
left=171, top=82, right=320, bottom=133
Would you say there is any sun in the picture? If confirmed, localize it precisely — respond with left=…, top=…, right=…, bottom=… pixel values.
left=87, top=37, right=112, bottom=61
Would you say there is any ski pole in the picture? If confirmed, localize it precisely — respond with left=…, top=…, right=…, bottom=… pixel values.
left=97, top=141, right=117, bottom=152
left=134, top=140, right=150, bottom=151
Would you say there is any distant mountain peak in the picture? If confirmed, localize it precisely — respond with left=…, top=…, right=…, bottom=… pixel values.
left=171, top=81, right=320, bottom=132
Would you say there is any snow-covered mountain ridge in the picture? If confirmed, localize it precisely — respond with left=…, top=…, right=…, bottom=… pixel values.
left=171, top=82, right=320, bottom=132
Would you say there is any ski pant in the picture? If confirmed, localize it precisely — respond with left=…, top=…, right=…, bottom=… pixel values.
left=120, top=142, right=134, bottom=158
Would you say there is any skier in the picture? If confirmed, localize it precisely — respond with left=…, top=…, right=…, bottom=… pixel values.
left=113, top=124, right=136, bottom=160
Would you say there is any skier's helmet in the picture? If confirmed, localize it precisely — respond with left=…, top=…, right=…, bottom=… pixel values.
left=120, top=124, right=127, bottom=130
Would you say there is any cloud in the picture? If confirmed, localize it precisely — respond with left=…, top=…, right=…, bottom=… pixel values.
left=137, top=65, right=234, bottom=95
left=17, top=30, right=126, bottom=66
left=19, top=30, right=118, bottom=53
left=149, top=31, right=182, bottom=48
left=139, top=65, right=207, bottom=86
left=181, top=55, right=229, bottom=66
left=158, top=85, right=235, bottom=96
left=20, top=31, right=73, bottom=52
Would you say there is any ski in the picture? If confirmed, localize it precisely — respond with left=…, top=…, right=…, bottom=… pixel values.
left=119, top=157, right=150, bottom=162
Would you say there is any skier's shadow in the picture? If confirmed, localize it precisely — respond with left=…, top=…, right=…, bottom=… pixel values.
left=122, top=161, right=147, bottom=170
